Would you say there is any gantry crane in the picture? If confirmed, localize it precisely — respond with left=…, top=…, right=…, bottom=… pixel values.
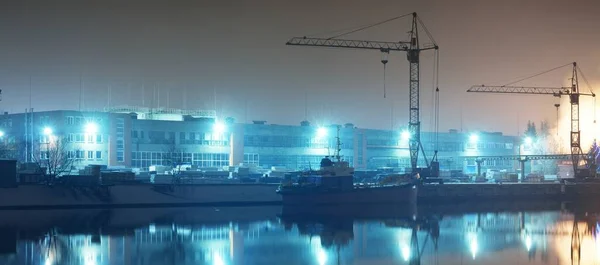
left=467, top=62, right=596, bottom=179
left=286, top=12, right=439, bottom=175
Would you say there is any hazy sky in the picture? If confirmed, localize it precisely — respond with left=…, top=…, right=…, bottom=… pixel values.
left=1, top=0, right=599, bottom=135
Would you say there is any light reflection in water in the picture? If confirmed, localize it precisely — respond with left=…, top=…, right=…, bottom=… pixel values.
left=4, top=210, right=600, bottom=265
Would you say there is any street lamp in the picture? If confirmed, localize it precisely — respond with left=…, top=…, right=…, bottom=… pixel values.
left=0, top=131, right=5, bottom=138
left=524, top=136, right=533, bottom=145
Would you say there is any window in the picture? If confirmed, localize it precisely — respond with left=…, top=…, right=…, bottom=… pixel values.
left=87, top=134, right=94, bottom=143
left=244, top=153, right=260, bottom=166
left=116, top=140, right=124, bottom=149
left=96, top=151, right=102, bottom=160
left=132, top=131, right=138, bottom=138
left=96, top=134, right=102, bottom=143
left=66, top=116, right=74, bottom=125
left=115, top=118, right=125, bottom=162
left=87, top=151, right=94, bottom=160
left=76, top=150, right=84, bottom=159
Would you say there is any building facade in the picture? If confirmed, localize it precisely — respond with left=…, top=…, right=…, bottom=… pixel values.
left=0, top=108, right=523, bottom=174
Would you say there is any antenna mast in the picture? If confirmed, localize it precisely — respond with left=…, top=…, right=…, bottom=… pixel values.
left=336, top=125, right=342, bottom=162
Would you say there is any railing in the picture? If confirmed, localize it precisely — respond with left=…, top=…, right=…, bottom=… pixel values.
left=103, top=105, right=217, bottom=118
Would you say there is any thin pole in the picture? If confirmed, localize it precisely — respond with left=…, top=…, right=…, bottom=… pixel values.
left=213, top=84, right=217, bottom=113
left=554, top=103, right=560, bottom=136
left=157, top=82, right=160, bottom=108
left=24, top=108, right=28, bottom=162
left=79, top=73, right=82, bottom=111
left=391, top=100, right=394, bottom=130
left=29, top=76, right=32, bottom=110
left=107, top=84, right=111, bottom=108
left=183, top=83, right=187, bottom=109
left=304, top=91, right=308, bottom=121
left=166, top=85, right=170, bottom=109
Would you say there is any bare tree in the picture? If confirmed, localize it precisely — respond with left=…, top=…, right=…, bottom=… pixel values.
left=0, top=140, right=18, bottom=160
left=32, top=136, right=78, bottom=181
left=532, top=120, right=561, bottom=175
left=162, top=138, right=185, bottom=177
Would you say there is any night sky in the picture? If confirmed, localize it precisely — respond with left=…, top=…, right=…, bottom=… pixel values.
left=1, top=0, right=599, bottom=135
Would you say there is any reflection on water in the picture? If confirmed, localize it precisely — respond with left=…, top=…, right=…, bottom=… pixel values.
left=1, top=206, right=600, bottom=265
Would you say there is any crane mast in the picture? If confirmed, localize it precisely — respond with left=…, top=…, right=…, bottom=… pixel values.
left=467, top=62, right=596, bottom=179
left=286, top=12, right=438, bottom=174
left=407, top=17, right=421, bottom=172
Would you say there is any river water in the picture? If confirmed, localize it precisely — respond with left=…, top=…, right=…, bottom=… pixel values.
left=0, top=204, right=598, bottom=265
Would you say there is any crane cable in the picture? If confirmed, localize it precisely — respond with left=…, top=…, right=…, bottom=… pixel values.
left=435, top=49, right=440, bottom=151
left=576, top=65, right=597, bottom=145
left=502, top=62, right=574, bottom=87
left=382, top=54, right=388, bottom=98
left=327, top=13, right=413, bottom=40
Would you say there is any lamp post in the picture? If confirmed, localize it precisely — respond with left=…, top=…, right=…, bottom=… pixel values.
left=213, top=121, right=232, bottom=166
left=42, top=127, right=53, bottom=160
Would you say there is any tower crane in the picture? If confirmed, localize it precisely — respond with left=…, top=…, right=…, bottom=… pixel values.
left=467, top=62, right=597, bottom=180
left=286, top=12, right=439, bottom=176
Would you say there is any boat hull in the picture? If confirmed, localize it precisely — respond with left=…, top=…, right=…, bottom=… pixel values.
left=279, top=185, right=417, bottom=206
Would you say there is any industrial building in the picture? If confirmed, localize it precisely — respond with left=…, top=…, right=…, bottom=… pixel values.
left=0, top=107, right=524, bottom=175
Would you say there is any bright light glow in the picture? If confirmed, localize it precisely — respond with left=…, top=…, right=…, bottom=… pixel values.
left=316, top=127, right=328, bottom=138
left=149, top=224, right=156, bottom=234
left=0, top=131, right=4, bottom=138
left=316, top=248, right=327, bottom=265
left=85, top=122, right=98, bottom=134
left=468, top=233, right=478, bottom=259
left=81, top=245, right=97, bottom=265
left=469, top=133, right=479, bottom=143
left=43, top=127, right=53, bottom=135
left=525, top=235, right=532, bottom=251
left=401, top=130, right=411, bottom=140
left=400, top=244, right=411, bottom=261
left=213, top=121, right=226, bottom=134
left=596, top=224, right=600, bottom=261
left=524, top=137, right=533, bottom=145
left=212, top=251, right=224, bottom=265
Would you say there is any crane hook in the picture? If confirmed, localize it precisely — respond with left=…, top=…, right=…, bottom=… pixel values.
left=381, top=51, right=389, bottom=98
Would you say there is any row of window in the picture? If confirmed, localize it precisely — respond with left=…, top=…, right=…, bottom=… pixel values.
left=61, top=150, right=103, bottom=160
left=66, top=133, right=103, bottom=144
left=115, top=118, right=125, bottom=162
left=131, top=151, right=229, bottom=169
left=244, top=135, right=353, bottom=149
left=131, top=130, right=229, bottom=146
left=66, top=116, right=103, bottom=126
left=244, top=153, right=259, bottom=166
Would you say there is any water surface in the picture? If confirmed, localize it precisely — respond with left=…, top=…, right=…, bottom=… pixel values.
left=0, top=204, right=598, bottom=265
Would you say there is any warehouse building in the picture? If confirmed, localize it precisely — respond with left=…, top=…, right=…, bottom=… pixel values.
left=0, top=107, right=522, bottom=174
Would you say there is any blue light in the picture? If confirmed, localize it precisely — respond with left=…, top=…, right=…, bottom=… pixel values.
left=43, top=127, right=53, bottom=136
left=401, top=130, right=411, bottom=140
left=316, top=127, right=327, bottom=138
left=469, top=133, right=478, bottom=143
left=213, top=121, right=226, bottom=134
